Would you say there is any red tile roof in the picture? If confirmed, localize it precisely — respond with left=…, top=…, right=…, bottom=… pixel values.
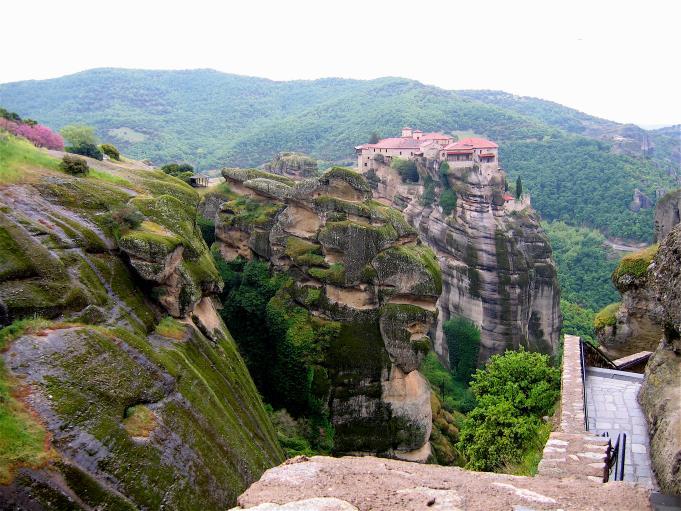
left=445, top=148, right=474, bottom=154
left=503, top=193, right=514, bottom=201
left=445, top=137, right=498, bottom=151
left=370, top=137, right=422, bottom=149
left=480, top=153, right=496, bottom=158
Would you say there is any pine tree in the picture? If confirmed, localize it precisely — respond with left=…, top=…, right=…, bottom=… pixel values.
left=368, top=132, right=380, bottom=144
left=516, top=176, right=523, bottom=199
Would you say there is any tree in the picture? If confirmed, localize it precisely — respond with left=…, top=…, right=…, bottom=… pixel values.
left=440, top=189, right=457, bottom=215
left=161, top=162, right=194, bottom=183
left=60, top=124, right=98, bottom=147
left=457, top=349, right=560, bottom=471
left=443, top=317, right=480, bottom=384
left=368, top=132, right=380, bottom=144
left=515, top=176, right=523, bottom=199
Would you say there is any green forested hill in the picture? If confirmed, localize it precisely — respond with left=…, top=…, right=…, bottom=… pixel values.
left=1, top=68, right=678, bottom=242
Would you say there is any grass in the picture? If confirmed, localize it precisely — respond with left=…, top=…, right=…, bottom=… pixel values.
left=0, top=132, right=60, bottom=184
left=155, top=316, right=187, bottom=340
left=122, top=405, right=158, bottom=437
left=88, top=168, right=134, bottom=188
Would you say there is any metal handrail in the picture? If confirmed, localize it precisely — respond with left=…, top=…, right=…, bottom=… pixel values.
left=579, top=339, right=589, bottom=431
left=581, top=339, right=617, bottom=370
left=602, top=432, right=627, bottom=482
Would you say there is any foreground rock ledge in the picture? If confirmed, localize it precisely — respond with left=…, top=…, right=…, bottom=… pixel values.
left=232, top=455, right=651, bottom=511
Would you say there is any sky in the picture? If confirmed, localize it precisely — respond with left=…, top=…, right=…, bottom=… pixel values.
left=2, top=0, right=679, bottom=127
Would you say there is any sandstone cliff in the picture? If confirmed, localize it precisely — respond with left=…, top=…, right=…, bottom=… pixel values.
left=654, top=188, right=681, bottom=242
left=594, top=202, right=680, bottom=494
left=215, top=167, right=442, bottom=461
left=0, top=141, right=284, bottom=509
left=263, top=152, right=319, bottom=178
left=361, top=159, right=561, bottom=364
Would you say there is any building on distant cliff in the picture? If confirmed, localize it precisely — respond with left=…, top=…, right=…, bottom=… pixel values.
left=355, top=128, right=500, bottom=170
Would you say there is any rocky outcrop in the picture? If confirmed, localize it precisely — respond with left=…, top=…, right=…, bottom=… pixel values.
left=361, top=159, right=560, bottom=364
left=0, top=148, right=283, bottom=508
left=629, top=188, right=653, bottom=212
left=263, top=152, right=319, bottom=178
left=215, top=166, right=441, bottom=461
left=638, top=223, right=681, bottom=495
left=654, top=188, right=681, bottom=242
left=232, top=455, right=652, bottom=511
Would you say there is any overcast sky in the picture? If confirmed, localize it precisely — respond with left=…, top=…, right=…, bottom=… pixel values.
left=2, top=0, right=679, bottom=126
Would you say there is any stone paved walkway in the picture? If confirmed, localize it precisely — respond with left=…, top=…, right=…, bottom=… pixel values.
left=585, top=367, right=656, bottom=487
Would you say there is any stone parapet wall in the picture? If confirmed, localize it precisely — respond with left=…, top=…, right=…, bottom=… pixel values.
left=538, top=335, right=610, bottom=481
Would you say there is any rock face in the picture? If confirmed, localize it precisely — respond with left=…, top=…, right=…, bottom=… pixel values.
left=232, top=455, right=652, bottom=511
left=216, top=167, right=441, bottom=461
left=263, top=152, right=319, bottom=178
left=654, top=188, right=681, bottom=242
left=361, top=159, right=560, bottom=364
left=638, top=223, right=681, bottom=495
left=0, top=150, right=283, bottom=508
left=629, top=188, right=654, bottom=212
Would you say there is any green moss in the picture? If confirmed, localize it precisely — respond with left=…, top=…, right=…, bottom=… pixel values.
left=220, top=195, right=283, bottom=229
left=155, top=316, right=187, bottom=340
left=373, top=244, right=442, bottom=296
left=285, top=237, right=326, bottom=267
left=308, top=263, right=346, bottom=286
left=594, top=302, right=621, bottom=330
left=612, top=244, right=659, bottom=282
left=222, top=167, right=295, bottom=186
left=321, top=166, right=371, bottom=193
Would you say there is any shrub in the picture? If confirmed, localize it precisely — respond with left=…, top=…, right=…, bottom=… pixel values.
left=443, top=317, right=480, bottom=384
left=100, top=143, right=120, bottom=160
left=440, top=189, right=457, bottom=215
left=107, top=204, right=144, bottom=237
left=162, top=162, right=194, bottom=183
left=59, top=154, right=89, bottom=176
left=420, top=176, right=436, bottom=206
left=66, top=142, right=103, bottom=160
left=439, top=161, right=450, bottom=182
left=391, top=157, right=418, bottom=183
left=373, top=153, right=385, bottom=163
left=593, top=302, right=620, bottom=330
left=457, top=349, right=560, bottom=472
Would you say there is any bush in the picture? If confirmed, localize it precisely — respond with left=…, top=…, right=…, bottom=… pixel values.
left=162, top=162, right=194, bottom=183
left=100, top=143, right=120, bottom=160
left=443, top=317, right=480, bottom=384
left=457, top=349, right=560, bottom=472
left=440, top=189, right=457, bottom=215
left=391, top=157, right=418, bottom=183
left=420, top=176, right=436, bottom=206
left=59, top=154, right=89, bottom=176
left=612, top=244, right=658, bottom=282
left=60, top=124, right=98, bottom=146
left=66, top=142, right=103, bottom=160
left=108, top=204, right=144, bottom=237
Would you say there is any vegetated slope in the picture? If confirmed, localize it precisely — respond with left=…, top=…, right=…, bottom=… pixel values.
left=457, top=90, right=680, bottom=177
left=0, top=133, right=283, bottom=509
left=1, top=68, right=678, bottom=242
left=0, top=69, right=553, bottom=169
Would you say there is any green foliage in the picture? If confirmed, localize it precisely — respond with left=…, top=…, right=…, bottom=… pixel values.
left=100, top=143, right=121, bottom=160
left=106, top=204, right=144, bottom=238
left=66, top=142, right=103, bottom=160
left=542, top=221, right=619, bottom=311
left=420, top=352, right=475, bottom=413
left=594, top=302, right=621, bottom=330
left=368, top=132, right=380, bottom=144
left=457, top=349, right=559, bottom=472
left=438, top=161, right=450, bottom=182
left=560, top=299, right=596, bottom=344
left=515, top=176, right=522, bottom=199
left=197, top=216, right=215, bottom=246
left=60, top=124, right=98, bottom=146
left=390, top=157, right=418, bottom=183
left=420, top=176, right=435, bottom=206
left=443, top=317, right=480, bottom=384
left=440, top=189, right=457, bottom=215
left=59, top=154, right=89, bottom=176
left=612, top=244, right=658, bottom=282
left=161, top=162, right=194, bottom=183
left=502, top=139, right=676, bottom=242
